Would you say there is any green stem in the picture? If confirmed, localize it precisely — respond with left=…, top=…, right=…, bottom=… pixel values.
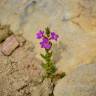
left=44, top=49, right=56, bottom=78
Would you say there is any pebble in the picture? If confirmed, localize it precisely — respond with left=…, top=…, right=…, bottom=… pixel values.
left=1, top=35, right=19, bottom=56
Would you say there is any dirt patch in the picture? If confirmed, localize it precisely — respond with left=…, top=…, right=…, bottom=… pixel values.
left=0, top=24, right=52, bottom=96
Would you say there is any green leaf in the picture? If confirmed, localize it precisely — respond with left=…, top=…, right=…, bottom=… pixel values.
left=45, top=27, right=50, bottom=37
left=42, top=63, right=49, bottom=71
left=50, top=64, right=56, bottom=73
left=59, top=72, right=66, bottom=78
left=41, top=53, right=51, bottom=61
left=40, top=54, right=46, bottom=59
left=48, top=51, right=52, bottom=57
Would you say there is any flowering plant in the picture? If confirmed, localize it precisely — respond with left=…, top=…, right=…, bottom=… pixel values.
left=36, top=27, right=59, bottom=78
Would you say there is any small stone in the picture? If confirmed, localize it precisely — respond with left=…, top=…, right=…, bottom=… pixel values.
left=1, top=35, right=19, bottom=56
left=16, top=35, right=26, bottom=47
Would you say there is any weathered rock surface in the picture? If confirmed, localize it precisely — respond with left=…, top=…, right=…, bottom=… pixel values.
left=1, top=35, right=19, bottom=56
left=0, top=24, right=12, bottom=43
left=32, top=78, right=53, bottom=96
left=0, top=46, right=10, bottom=75
left=0, top=0, right=96, bottom=73
left=54, top=64, right=96, bottom=96
left=0, top=0, right=96, bottom=95
left=15, top=34, right=26, bottom=46
left=0, top=34, right=45, bottom=96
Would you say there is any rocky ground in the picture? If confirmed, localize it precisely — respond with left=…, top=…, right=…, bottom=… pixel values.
left=0, top=0, right=96, bottom=74
left=0, top=23, right=96, bottom=96
left=54, top=64, right=96, bottom=96
left=0, top=25, right=53, bottom=96
left=0, top=0, right=96, bottom=96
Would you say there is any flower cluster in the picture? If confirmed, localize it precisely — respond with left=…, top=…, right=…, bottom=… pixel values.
left=36, top=29, right=59, bottom=49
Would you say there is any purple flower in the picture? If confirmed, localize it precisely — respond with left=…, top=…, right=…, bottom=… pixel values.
left=43, top=37, right=49, bottom=43
left=50, top=32, right=59, bottom=41
left=36, top=29, right=59, bottom=50
left=36, top=30, right=44, bottom=39
left=40, top=37, right=51, bottom=49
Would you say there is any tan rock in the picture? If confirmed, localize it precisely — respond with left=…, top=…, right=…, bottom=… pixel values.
left=0, top=0, right=96, bottom=74
left=0, top=24, right=12, bottom=43
left=0, top=46, right=10, bottom=75
left=1, top=35, right=19, bottom=56
left=0, top=76, right=16, bottom=96
left=16, top=35, right=26, bottom=46
left=54, top=64, right=96, bottom=96
left=0, top=40, right=44, bottom=96
left=32, top=78, right=53, bottom=96
left=72, top=15, right=96, bottom=33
